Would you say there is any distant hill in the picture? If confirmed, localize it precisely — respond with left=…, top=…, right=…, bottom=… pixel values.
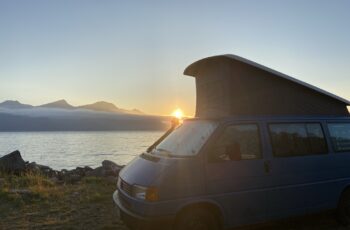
left=40, top=99, right=75, bottom=109
left=0, top=100, right=33, bottom=109
left=0, top=99, right=143, bottom=114
left=130, top=109, right=144, bottom=115
left=78, top=101, right=120, bottom=112
left=0, top=99, right=168, bottom=131
left=78, top=101, right=143, bottom=114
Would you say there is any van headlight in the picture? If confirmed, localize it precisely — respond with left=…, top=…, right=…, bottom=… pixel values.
left=132, top=184, right=159, bottom=202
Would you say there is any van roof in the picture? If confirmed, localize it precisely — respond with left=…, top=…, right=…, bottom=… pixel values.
left=184, top=54, right=350, bottom=105
left=185, top=115, right=350, bottom=122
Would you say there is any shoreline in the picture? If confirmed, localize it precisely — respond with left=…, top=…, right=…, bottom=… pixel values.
left=0, top=150, right=124, bottom=185
left=0, top=150, right=128, bottom=230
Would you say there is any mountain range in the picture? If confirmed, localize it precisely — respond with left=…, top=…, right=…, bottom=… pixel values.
left=0, top=100, right=169, bottom=131
left=0, top=99, right=143, bottom=114
left=0, top=100, right=33, bottom=109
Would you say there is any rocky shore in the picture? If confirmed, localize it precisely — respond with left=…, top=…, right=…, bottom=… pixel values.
left=0, top=150, right=124, bottom=185
left=0, top=150, right=127, bottom=230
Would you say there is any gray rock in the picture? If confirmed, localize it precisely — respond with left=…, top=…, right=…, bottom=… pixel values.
left=74, top=167, right=87, bottom=177
left=37, top=164, right=51, bottom=170
left=25, top=161, right=58, bottom=177
left=25, top=162, right=40, bottom=172
left=102, top=160, right=122, bottom=170
left=85, top=166, right=105, bottom=177
left=84, top=166, right=93, bottom=172
left=57, top=171, right=65, bottom=180
left=102, top=160, right=123, bottom=177
left=0, top=150, right=26, bottom=173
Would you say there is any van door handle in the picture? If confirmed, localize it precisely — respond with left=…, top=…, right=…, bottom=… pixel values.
left=264, top=160, right=271, bottom=173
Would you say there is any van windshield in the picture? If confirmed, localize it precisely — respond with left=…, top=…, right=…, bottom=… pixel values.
left=152, top=120, right=218, bottom=157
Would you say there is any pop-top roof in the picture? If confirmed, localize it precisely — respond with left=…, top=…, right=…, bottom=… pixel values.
left=184, top=54, right=350, bottom=105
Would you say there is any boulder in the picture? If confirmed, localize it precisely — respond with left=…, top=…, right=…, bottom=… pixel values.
left=74, top=167, right=88, bottom=177
left=84, top=166, right=93, bottom=172
left=0, top=150, right=26, bottom=173
left=85, top=166, right=105, bottom=177
left=25, top=161, right=58, bottom=177
left=56, top=168, right=85, bottom=183
left=102, top=160, right=117, bottom=168
left=37, top=164, right=51, bottom=170
left=25, top=162, right=41, bottom=172
left=101, top=160, right=123, bottom=177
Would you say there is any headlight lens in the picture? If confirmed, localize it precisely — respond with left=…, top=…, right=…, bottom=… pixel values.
left=132, top=184, right=158, bottom=202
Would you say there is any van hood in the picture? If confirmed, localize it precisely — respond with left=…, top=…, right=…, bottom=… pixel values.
left=119, top=154, right=171, bottom=186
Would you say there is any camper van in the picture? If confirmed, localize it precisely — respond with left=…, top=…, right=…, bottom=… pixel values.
left=113, top=55, right=350, bottom=229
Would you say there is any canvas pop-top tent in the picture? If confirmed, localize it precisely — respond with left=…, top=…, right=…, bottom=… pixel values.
left=184, top=54, right=350, bottom=118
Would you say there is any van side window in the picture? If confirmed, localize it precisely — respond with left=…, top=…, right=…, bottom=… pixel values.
left=269, top=123, right=327, bottom=157
left=328, top=123, right=350, bottom=152
left=209, top=124, right=261, bottom=162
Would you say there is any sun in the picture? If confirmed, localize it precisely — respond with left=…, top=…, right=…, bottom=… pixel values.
left=172, top=108, right=184, bottom=119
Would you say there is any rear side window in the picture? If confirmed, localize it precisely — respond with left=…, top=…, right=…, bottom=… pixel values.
left=208, top=124, right=261, bottom=162
left=269, top=123, right=327, bottom=157
left=328, top=123, right=350, bottom=152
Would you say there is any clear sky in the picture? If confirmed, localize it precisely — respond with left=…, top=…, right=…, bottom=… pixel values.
left=1, top=0, right=349, bottom=116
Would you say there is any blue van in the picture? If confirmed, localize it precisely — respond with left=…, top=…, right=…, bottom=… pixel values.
left=113, top=116, right=350, bottom=229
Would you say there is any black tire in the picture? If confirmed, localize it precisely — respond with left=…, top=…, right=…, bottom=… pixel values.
left=174, top=208, right=221, bottom=230
left=337, top=189, right=350, bottom=226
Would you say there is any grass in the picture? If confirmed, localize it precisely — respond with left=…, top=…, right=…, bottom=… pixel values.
left=0, top=172, right=127, bottom=230
left=0, top=171, right=348, bottom=230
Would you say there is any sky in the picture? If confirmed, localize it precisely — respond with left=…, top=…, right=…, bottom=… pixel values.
left=1, top=0, right=350, bottom=116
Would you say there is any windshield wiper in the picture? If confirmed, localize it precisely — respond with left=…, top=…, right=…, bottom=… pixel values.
left=154, top=148, right=173, bottom=157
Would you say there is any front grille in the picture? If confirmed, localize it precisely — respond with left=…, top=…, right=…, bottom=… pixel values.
left=120, top=179, right=132, bottom=196
left=118, top=190, right=131, bottom=210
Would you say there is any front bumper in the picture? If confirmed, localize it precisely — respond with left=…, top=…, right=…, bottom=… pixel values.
left=113, top=190, right=175, bottom=228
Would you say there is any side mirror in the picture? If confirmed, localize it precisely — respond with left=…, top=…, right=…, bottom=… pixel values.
left=226, top=143, right=241, bottom=161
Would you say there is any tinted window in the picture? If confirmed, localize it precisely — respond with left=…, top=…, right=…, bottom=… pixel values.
left=269, top=123, right=327, bottom=157
left=209, top=124, right=261, bottom=162
left=328, top=123, right=350, bottom=152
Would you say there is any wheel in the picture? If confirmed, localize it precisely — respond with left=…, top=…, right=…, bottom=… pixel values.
left=337, top=189, right=350, bottom=226
left=174, top=208, right=221, bottom=230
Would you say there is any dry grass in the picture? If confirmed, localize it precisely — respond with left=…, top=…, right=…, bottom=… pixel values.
left=0, top=172, right=126, bottom=230
left=0, top=172, right=348, bottom=230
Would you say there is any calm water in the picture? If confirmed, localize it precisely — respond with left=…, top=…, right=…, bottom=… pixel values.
left=0, top=131, right=164, bottom=170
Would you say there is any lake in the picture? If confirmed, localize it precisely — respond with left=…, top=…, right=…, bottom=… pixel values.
left=0, top=131, right=164, bottom=170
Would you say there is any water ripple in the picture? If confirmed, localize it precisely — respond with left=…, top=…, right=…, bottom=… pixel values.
left=0, top=131, right=163, bottom=170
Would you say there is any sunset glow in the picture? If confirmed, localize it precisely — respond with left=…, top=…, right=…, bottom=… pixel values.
left=172, top=108, right=184, bottom=119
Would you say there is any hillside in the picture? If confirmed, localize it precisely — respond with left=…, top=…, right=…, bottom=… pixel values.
left=0, top=100, right=168, bottom=131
